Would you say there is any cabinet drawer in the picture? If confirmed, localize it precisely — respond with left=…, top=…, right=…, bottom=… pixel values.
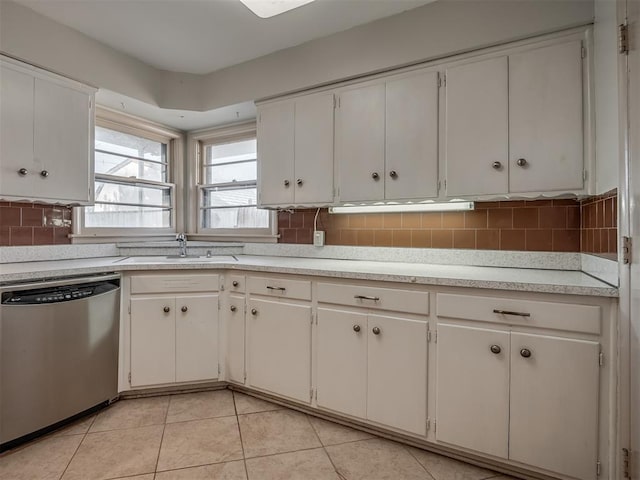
left=131, top=274, right=220, bottom=294
left=317, top=283, right=429, bottom=315
left=228, top=275, right=245, bottom=293
left=437, top=293, right=600, bottom=335
left=247, top=276, right=311, bottom=301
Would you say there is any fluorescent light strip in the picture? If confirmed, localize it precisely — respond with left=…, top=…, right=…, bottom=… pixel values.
left=329, top=202, right=475, bottom=214
left=239, top=0, right=316, bottom=18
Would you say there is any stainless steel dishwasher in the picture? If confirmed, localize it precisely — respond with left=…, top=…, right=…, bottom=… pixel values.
left=0, top=273, right=120, bottom=451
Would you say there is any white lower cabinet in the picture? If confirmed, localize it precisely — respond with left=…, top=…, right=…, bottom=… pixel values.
left=316, top=307, right=428, bottom=436
left=246, top=297, right=312, bottom=403
left=226, top=293, right=246, bottom=384
left=130, top=294, right=219, bottom=387
left=436, top=297, right=601, bottom=480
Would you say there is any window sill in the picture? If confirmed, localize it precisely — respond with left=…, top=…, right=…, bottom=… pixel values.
left=70, top=233, right=178, bottom=244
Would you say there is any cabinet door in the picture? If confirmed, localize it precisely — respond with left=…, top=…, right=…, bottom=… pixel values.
left=130, top=297, right=175, bottom=387
left=175, top=294, right=219, bottom=383
left=0, top=64, right=35, bottom=198
left=294, top=93, right=335, bottom=204
left=33, top=79, right=92, bottom=202
left=336, top=82, right=385, bottom=202
left=445, top=56, right=509, bottom=196
left=247, top=298, right=311, bottom=402
left=386, top=71, right=439, bottom=200
left=227, top=293, right=246, bottom=384
left=316, top=307, right=367, bottom=419
left=257, top=101, right=295, bottom=206
left=510, top=333, right=599, bottom=480
left=436, top=324, right=509, bottom=458
left=367, top=314, right=427, bottom=435
left=509, top=40, right=584, bottom=193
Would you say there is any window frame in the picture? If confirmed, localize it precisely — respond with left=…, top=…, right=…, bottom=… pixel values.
left=72, top=107, right=184, bottom=242
left=187, top=122, right=277, bottom=241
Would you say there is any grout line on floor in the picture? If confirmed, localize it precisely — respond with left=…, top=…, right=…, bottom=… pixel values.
left=57, top=413, right=98, bottom=480
left=305, top=414, right=347, bottom=479
left=152, top=396, right=171, bottom=474
left=403, top=443, right=437, bottom=480
left=232, top=391, right=251, bottom=480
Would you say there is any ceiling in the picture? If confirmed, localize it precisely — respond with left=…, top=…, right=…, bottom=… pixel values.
left=15, top=0, right=436, bottom=75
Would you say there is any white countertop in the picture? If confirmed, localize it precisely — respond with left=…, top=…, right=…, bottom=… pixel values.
left=0, top=254, right=618, bottom=297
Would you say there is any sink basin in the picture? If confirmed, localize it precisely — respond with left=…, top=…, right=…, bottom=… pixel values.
left=115, top=255, right=237, bottom=264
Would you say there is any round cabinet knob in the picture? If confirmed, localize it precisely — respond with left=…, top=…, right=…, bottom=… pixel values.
left=163, top=306, right=170, bottom=313
left=520, top=348, right=532, bottom=358
left=18, top=168, right=28, bottom=176
left=492, top=161, right=502, bottom=170
left=372, top=326, right=381, bottom=335
left=251, top=308, right=258, bottom=316
left=490, top=345, right=502, bottom=354
left=353, top=324, right=361, bottom=332
left=389, top=170, right=398, bottom=179
left=232, top=281, right=239, bottom=287
left=371, top=172, right=380, bottom=180
left=516, top=158, right=528, bottom=167
left=296, top=179, right=303, bottom=186
left=284, top=180, right=290, bottom=187
left=230, top=305, right=237, bottom=312
left=181, top=306, right=188, bottom=313
left=40, top=170, right=49, bottom=178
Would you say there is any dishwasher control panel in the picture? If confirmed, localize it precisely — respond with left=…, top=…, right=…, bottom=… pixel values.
left=1, top=280, right=118, bottom=305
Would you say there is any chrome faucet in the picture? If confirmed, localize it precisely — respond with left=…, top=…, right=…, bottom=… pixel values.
left=176, top=233, right=188, bottom=257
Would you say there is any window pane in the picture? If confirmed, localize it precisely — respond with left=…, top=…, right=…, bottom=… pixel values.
left=95, top=181, right=172, bottom=207
left=203, top=187, right=258, bottom=208
left=202, top=206, right=269, bottom=229
left=96, top=126, right=166, bottom=163
left=204, top=161, right=256, bottom=184
left=95, top=151, right=166, bottom=182
left=85, top=205, right=171, bottom=228
left=205, top=139, right=256, bottom=165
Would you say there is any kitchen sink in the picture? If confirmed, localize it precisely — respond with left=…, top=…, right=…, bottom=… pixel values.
left=114, top=255, right=238, bottom=264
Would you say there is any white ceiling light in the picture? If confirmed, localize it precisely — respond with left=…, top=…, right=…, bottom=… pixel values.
left=329, top=202, right=475, bottom=214
left=239, top=0, right=316, bottom=18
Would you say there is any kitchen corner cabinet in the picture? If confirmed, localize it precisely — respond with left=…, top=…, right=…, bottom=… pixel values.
left=445, top=38, right=585, bottom=197
left=336, top=69, right=439, bottom=203
left=127, top=274, right=220, bottom=388
left=316, top=283, right=429, bottom=435
left=245, top=276, right=312, bottom=402
left=226, top=274, right=246, bottom=384
left=436, top=293, right=600, bottom=480
left=0, top=56, right=96, bottom=205
left=257, top=92, right=334, bottom=207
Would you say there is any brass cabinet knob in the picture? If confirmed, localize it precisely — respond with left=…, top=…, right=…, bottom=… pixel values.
left=389, top=170, right=398, bottom=179
left=353, top=324, right=361, bottom=333
left=296, top=179, right=303, bottom=186
left=251, top=308, right=258, bottom=316
left=490, top=345, right=502, bottom=354
left=284, top=179, right=290, bottom=187
left=232, top=281, right=239, bottom=287
left=18, top=168, right=28, bottom=176
left=492, top=161, right=502, bottom=170
left=371, top=172, right=380, bottom=180
left=230, top=305, right=237, bottom=312
left=520, top=348, right=532, bottom=358
left=181, top=306, right=188, bottom=313
left=163, top=306, right=170, bottom=313
left=40, top=170, right=49, bottom=178
left=372, top=326, right=381, bottom=335
left=516, top=158, right=528, bottom=167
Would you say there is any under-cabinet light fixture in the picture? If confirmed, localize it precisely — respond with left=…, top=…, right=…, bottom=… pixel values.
left=239, top=0, right=316, bottom=18
left=329, top=202, right=475, bottom=214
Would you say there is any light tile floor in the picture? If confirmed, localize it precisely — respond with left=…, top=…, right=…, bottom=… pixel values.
left=0, top=390, right=518, bottom=480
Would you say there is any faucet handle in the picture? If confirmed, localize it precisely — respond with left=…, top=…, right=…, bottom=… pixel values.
left=176, top=232, right=186, bottom=241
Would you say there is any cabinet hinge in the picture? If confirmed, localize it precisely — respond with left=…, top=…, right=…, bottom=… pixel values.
left=581, top=46, right=586, bottom=59
left=427, top=330, right=432, bottom=342
left=333, top=95, right=337, bottom=109
left=596, top=460, right=601, bottom=476
left=310, top=388, right=314, bottom=401
left=128, top=304, right=131, bottom=314
left=619, top=23, right=629, bottom=55
left=437, top=180, right=441, bottom=193
left=89, top=98, right=92, bottom=109
left=623, top=447, right=631, bottom=478
left=434, top=331, right=438, bottom=344
left=243, top=371, right=247, bottom=383
left=623, top=236, right=632, bottom=264
left=426, top=418, right=431, bottom=431
left=128, top=372, right=131, bottom=384
left=599, top=352, right=604, bottom=367
left=337, top=96, right=341, bottom=108
left=311, top=312, right=314, bottom=325
left=218, top=364, right=221, bottom=376
left=583, top=170, right=588, bottom=181
left=433, top=420, right=436, bottom=433
left=438, top=73, right=446, bottom=88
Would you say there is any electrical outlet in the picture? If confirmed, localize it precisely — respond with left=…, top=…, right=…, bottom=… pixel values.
left=313, top=230, right=325, bottom=247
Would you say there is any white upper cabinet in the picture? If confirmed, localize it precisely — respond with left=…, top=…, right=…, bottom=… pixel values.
left=0, top=57, right=95, bottom=205
left=445, top=56, right=509, bottom=197
left=257, top=92, right=334, bottom=207
left=509, top=40, right=584, bottom=193
left=336, top=81, right=386, bottom=202
left=385, top=70, right=439, bottom=200
left=336, top=70, right=439, bottom=203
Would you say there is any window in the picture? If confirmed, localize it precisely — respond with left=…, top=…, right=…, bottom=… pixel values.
left=74, top=108, right=183, bottom=240
left=191, top=123, right=275, bottom=239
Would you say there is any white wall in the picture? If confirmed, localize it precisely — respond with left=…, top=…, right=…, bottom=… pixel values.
left=1, top=0, right=594, bottom=112
left=594, top=0, right=621, bottom=194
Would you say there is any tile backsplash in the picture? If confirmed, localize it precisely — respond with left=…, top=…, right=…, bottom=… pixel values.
left=0, top=202, right=72, bottom=246
left=580, top=189, right=617, bottom=255
left=279, top=195, right=618, bottom=254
